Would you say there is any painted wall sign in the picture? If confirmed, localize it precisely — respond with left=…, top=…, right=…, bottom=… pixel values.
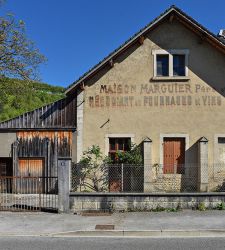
left=87, top=83, right=223, bottom=108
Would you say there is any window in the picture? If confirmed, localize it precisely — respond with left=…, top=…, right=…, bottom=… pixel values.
left=153, top=49, right=189, bottom=79
left=217, top=137, right=225, bottom=165
left=173, top=55, right=185, bottom=76
left=109, top=138, right=131, bottom=162
left=218, top=137, right=225, bottom=144
left=157, top=55, right=169, bottom=76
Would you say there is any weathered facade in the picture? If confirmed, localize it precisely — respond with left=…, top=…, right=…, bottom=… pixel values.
left=1, top=6, right=225, bottom=193
left=0, top=96, right=77, bottom=180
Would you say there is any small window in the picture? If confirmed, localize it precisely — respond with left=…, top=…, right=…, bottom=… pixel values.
left=218, top=137, right=225, bottom=144
left=157, top=55, right=169, bottom=76
left=173, top=55, right=185, bottom=76
left=152, top=49, right=189, bottom=79
left=109, top=138, right=131, bottom=162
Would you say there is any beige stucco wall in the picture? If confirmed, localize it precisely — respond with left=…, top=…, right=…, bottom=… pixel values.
left=0, top=132, right=16, bottom=157
left=79, top=19, right=225, bottom=167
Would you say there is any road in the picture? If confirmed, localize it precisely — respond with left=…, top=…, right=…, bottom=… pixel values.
left=0, top=237, right=225, bottom=250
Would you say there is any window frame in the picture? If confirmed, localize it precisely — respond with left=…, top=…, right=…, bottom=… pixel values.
left=152, top=49, right=189, bottom=80
left=105, top=134, right=135, bottom=157
left=214, top=134, right=225, bottom=167
left=108, top=137, right=131, bottom=162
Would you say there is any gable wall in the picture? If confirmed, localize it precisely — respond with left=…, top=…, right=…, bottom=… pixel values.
left=80, top=19, right=225, bottom=165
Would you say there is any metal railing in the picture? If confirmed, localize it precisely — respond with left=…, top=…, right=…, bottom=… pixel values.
left=70, top=163, right=225, bottom=193
left=0, top=176, right=58, bottom=212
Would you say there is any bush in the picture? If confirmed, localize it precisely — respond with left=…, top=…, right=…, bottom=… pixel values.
left=198, top=202, right=206, bottom=211
left=216, top=202, right=225, bottom=210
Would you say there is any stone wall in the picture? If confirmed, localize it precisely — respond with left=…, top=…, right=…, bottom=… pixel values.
left=70, top=193, right=225, bottom=212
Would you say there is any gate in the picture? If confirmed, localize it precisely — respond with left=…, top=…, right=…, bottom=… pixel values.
left=0, top=176, right=58, bottom=212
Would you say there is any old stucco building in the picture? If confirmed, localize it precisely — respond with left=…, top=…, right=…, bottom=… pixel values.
left=0, top=6, right=225, bottom=193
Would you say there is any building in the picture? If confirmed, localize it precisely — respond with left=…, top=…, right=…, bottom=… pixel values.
left=1, top=6, right=225, bottom=193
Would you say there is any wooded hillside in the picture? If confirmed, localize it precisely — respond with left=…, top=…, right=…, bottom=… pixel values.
left=0, top=77, right=65, bottom=122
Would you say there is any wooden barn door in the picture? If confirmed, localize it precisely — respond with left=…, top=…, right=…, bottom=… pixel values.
left=18, top=158, right=44, bottom=177
left=163, top=138, right=185, bottom=174
left=18, top=158, right=44, bottom=193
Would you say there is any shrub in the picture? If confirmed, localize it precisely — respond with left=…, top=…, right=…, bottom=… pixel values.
left=198, top=202, right=206, bottom=211
left=216, top=202, right=225, bottom=210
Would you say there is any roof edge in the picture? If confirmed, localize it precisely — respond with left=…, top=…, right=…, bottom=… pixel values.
left=65, top=5, right=225, bottom=95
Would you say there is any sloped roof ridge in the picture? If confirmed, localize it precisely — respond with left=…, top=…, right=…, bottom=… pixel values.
left=65, top=5, right=225, bottom=94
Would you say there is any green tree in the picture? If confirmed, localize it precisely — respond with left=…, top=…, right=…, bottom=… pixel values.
left=0, top=77, right=65, bottom=122
left=78, top=145, right=111, bottom=192
left=0, top=0, right=46, bottom=80
left=0, top=14, right=46, bottom=80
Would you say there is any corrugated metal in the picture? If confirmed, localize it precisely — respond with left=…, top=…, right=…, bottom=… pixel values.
left=0, top=95, right=77, bottom=129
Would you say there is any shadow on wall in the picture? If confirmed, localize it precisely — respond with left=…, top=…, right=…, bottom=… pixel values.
left=148, top=19, right=225, bottom=99
left=180, top=140, right=199, bottom=192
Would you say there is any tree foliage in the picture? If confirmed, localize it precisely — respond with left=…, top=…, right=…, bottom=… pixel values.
left=115, top=143, right=143, bottom=164
left=0, top=8, right=46, bottom=80
left=0, top=77, right=65, bottom=121
left=79, top=145, right=111, bottom=192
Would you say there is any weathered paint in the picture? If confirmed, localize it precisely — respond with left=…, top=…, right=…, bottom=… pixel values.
left=17, top=131, right=73, bottom=158
left=0, top=96, right=77, bottom=129
left=78, top=18, right=225, bottom=167
left=18, top=158, right=44, bottom=177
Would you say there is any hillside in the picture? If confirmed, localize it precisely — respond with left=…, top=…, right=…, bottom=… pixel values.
left=0, top=77, right=65, bottom=122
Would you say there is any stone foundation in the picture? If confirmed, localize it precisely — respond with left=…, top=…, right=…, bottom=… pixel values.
left=70, top=193, right=225, bottom=212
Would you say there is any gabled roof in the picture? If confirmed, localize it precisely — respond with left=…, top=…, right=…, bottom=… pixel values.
left=65, top=5, right=225, bottom=95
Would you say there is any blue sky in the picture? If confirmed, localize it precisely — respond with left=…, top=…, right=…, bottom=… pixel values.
left=1, top=0, right=224, bottom=87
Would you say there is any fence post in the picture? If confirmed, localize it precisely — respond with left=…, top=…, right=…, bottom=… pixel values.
left=143, top=137, right=153, bottom=192
left=58, top=158, right=71, bottom=213
left=198, top=137, right=209, bottom=192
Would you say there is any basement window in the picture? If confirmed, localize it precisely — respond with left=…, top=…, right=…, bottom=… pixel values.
left=218, top=137, right=225, bottom=144
left=153, top=49, right=189, bottom=80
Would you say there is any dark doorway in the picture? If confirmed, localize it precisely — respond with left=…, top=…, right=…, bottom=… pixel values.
left=0, top=157, right=13, bottom=176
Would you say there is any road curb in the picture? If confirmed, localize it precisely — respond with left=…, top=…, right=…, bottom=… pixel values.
left=48, top=229, right=225, bottom=237
left=1, top=229, right=225, bottom=238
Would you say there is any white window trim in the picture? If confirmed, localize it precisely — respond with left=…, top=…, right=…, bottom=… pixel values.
left=214, top=134, right=225, bottom=164
left=152, top=49, right=189, bottom=78
left=104, top=134, right=135, bottom=156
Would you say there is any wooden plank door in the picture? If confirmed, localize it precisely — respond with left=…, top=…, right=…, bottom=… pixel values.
left=18, top=158, right=44, bottom=193
left=163, top=138, right=185, bottom=174
left=18, top=158, right=44, bottom=177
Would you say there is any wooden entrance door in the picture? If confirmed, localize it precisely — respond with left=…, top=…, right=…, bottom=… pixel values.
left=163, top=138, right=185, bottom=174
left=18, top=158, right=44, bottom=177
left=18, top=158, right=44, bottom=193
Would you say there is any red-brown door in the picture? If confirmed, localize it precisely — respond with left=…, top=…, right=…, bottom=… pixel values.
left=163, top=138, right=185, bottom=174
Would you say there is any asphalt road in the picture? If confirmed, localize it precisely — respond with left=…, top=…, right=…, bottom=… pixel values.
left=0, top=237, right=225, bottom=250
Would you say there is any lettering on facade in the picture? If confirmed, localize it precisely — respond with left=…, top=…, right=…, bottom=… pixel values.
left=87, top=83, right=223, bottom=108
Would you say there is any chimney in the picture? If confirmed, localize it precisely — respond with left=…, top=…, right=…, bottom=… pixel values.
left=218, top=29, right=225, bottom=38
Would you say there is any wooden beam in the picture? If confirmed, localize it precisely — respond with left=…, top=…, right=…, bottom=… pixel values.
left=109, top=59, right=114, bottom=67
left=80, top=82, right=85, bottom=90
left=198, top=33, right=206, bottom=44
left=138, top=35, right=145, bottom=45
left=169, top=14, right=174, bottom=23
